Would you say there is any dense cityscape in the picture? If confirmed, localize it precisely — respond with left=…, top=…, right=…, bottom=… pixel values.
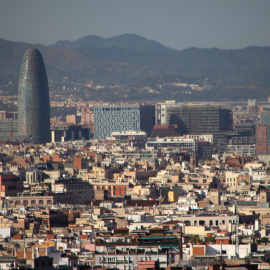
left=0, top=44, right=269, bottom=270
left=1, top=0, right=270, bottom=268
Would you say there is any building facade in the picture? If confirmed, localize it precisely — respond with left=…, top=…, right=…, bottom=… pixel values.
left=223, top=136, right=256, bottom=156
left=0, top=120, right=18, bottom=136
left=94, top=106, right=140, bottom=139
left=94, top=232, right=181, bottom=270
left=145, top=137, right=196, bottom=152
left=160, top=104, right=232, bottom=135
left=256, top=124, right=270, bottom=155
left=18, top=48, right=51, bottom=144
left=0, top=173, right=23, bottom=197
left=51, top=125, right=91, bottom=142
left=94, top=105, right=155, bottom=139
left=139, top=105, right=155, bottom=137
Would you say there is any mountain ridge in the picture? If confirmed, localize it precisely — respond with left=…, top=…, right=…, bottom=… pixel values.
left=0, top=34, right=270, bottom=100
left=50, top=33, right=174, bottom=54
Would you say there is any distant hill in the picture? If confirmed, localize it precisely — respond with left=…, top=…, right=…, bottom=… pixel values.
left=1, top=34, right=270, bottom=100
left=50, top=33, right=174, bottom=54
left=51, top=34, right=270, bottom=86
left=0, top=37, right=161, bottom=93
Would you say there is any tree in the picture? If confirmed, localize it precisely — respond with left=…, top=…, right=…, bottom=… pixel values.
left=261, top=237, right=269, bottom=244
left=205, top=236, right=216, bottom=243
left=191, top=235, right=199, bottom=244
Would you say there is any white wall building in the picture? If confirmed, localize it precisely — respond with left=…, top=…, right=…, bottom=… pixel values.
left=206, top=243, right=251, bottom=259
left=145, top=137, right=196, bottom=152
left=0, top=227, right=14, bottom=238
left=226, top=144, right=256, bottom=156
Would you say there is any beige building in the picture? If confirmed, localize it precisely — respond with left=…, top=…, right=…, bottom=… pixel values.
left=172, top=214, right=237, bottom=229
left=123, top=169, right=157, bottom=181
left=184, top=225, right=212, bottom=236
left=51, top=179, right=94, bottom=203
left=225, top=171, right=239, bottom=188
left=25, top=169, right=44, bottom=185
left=82, top=166, right=109, bottom=181
left=168, top=190, right=178, bottom=203
left=207, top=190, right=220, bottom=205
left=6, top=195, right=54, bottom=208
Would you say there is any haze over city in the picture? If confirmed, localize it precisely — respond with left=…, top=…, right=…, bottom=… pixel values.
left=1, top=0, right=270, bottom=50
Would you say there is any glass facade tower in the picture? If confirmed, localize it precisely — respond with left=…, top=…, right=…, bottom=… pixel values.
left=160, top=104, right=233, bottom=135
left=18, top=48, right=51, bottom=144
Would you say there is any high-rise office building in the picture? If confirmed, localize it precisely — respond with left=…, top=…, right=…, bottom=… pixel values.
left=94, top=105, right=140, bottom=139
left=256, top=111, right=270, bottom=155
left=256, top=124, right=270, bottom=155
left=18, top=48, right=51, bottom=144
left=94, top=105, right=155, bottom=139
left=160, top=104, right=232, bottom=135
left=139, top=105, right=155, bottom=137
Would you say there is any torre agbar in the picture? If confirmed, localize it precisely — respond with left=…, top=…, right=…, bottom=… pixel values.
left=18, top=48, right=51, bottom=144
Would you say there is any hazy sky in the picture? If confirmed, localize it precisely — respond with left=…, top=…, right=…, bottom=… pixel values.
left=1, top=0, right=270, bottom=50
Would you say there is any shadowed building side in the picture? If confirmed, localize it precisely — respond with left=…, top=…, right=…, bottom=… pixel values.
left=18, top=48, right=51, bottom=144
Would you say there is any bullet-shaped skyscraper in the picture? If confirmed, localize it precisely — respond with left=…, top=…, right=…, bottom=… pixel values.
left=18, top=48, right=51, bottom=144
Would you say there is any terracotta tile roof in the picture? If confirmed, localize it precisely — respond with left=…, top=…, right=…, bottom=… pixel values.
left=114, top=227, right=128, bottom=231
left=47, top=234, right=56, bottom=239
left=13, top=235, right=22, bottom=240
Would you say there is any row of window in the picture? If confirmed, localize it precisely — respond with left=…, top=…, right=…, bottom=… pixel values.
left=15, top=200, right=52, bottom=205
left=95, top=186, right=127, bottom=190
left=95, top=107, right=139, bottom=111
left=226, top=178, right=236, bottom=182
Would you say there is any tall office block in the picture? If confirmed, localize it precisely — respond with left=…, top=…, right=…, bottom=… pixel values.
left=94, top=105, right=156, bottom=139
left=94, top=105, right=140, bottom=139
left=140, top=105, right=155, bottom=137
left=160, top=104, right=232, bottom=135
left=256, top=124, right=270, bottom=155
left=18, top=48, right=51, bottom=144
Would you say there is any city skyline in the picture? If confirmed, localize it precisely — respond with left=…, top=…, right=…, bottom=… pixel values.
left=0, top=1, right=270, bottom=268
left=1, top=0, right=270, bottom=50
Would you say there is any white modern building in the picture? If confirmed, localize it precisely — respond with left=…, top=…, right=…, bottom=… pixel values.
left=226, top=144, right=256, bottom=156
left=111, top=130, right=147, bottom=140
left=94, top=106, right=140, bottom=139
left=145, top=137, right=196, bottom=152
left=94, top=105, right=156, bottom=139
left=205, top=243, right=251, bottom=259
